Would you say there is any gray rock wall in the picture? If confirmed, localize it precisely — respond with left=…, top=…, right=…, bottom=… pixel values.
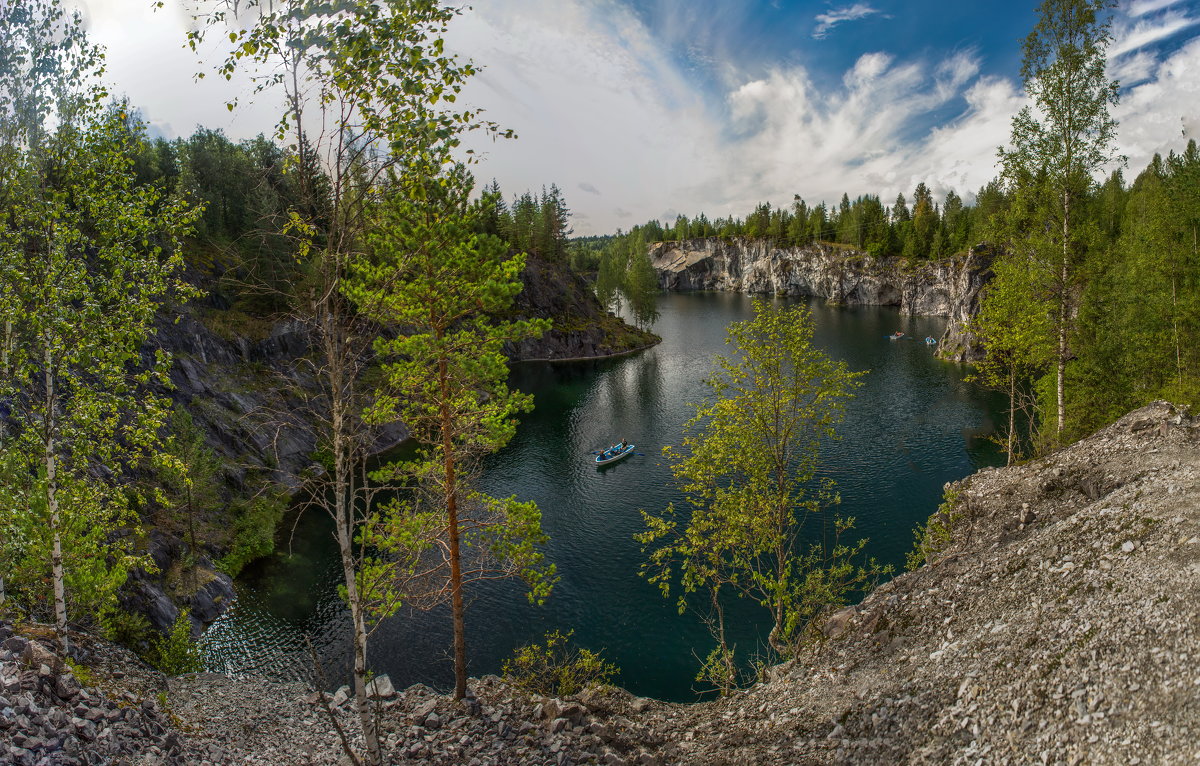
left=650, top=238, right=994, bottom=360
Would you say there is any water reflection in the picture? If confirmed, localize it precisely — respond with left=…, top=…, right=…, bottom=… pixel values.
left=202, top=293, right=1004, bottom=701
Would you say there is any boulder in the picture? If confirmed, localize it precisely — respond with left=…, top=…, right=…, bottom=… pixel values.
left=365, top=674, right=395, bottom=699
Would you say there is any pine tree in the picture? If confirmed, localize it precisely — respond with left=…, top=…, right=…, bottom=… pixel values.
left=349, top=161, right=556, bottom=702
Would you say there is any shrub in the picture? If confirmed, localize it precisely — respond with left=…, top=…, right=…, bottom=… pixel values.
left=906, top=487, right=964, bottom=570
left=102, top=609, right=156, bottom=656
left=150, top=610, right=203, bottom=675
left=502, top=630, right=618, bottom=697
left=217, top=492, right=287, bottom=577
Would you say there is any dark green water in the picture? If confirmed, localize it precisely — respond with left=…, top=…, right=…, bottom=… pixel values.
left=200, top=292, right=1004, bottom=701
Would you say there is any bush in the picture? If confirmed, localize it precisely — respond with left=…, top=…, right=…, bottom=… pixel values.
left=217, top=492, right=287, bottom=577
left=102, top=609, right=156, bottom=656
left=502, top=630, right=618, bottom=697
left=150, top=610, right=203, bottom=675
left=906, top=487, right=964, bottom=570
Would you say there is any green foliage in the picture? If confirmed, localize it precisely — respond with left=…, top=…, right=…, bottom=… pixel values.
left=968, top=257, right=1054, bottom=463
left=640, top=300, right=887, bottom=670
left=102, top=609, right=156, bottom=655
left=217, top=492, right=287, bottom=577
left=906, top=487, right=965, bottom=571
left=695, top=641, right=740, bottom=697
left=501, top=630, right=618, bottom=697
left=160, top=405, right=223, bottom=551
left=347, top=161, right=557, bottom=701
left=0, top=1, right=202, bottom=646
left=996, top=0, right=1121, bottom=439
left=483, top=182, right=573, bottom=263
left=149, top=610, right=204, bottom=676
left=1069, top=143, right=1200, bottom=435
left=594, top=179, right=988, bottom=265
left=63, top=657, right=96, bottom=688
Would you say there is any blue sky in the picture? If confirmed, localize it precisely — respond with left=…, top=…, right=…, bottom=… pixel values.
left=73, top=0, right=1200, bottom=234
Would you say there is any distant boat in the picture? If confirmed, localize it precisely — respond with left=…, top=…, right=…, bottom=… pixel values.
left=595, top=443, right=635, bottom=466
left=889, top=331, right=905, bottom=340
left=925, top=336, right=937, bottom=346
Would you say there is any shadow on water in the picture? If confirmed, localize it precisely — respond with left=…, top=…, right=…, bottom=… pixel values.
left=201, top=292, right=1005, bottom=702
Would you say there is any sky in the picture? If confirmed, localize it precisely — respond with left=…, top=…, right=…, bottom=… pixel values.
left=71, top=0, right=1200, bottom=235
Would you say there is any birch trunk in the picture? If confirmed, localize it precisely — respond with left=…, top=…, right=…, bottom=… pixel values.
left=45, top=340, right=68, bottom=654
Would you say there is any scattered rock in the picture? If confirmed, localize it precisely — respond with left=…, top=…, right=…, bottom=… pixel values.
left=365, top=674, right=395, bottom=699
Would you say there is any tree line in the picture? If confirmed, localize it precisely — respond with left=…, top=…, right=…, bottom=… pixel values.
left=972, top=0, right=1199, bottom=461
left=591, top=181, right=1001, bottom=267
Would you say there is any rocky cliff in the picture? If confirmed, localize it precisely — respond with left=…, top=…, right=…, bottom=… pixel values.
left=650, top=238, right=993, bottom=361
left=507, top=254, right=660, bottom=361
left=124, top=254, right=653, bottom=637
left=5, top=401, right=1195, bottom=765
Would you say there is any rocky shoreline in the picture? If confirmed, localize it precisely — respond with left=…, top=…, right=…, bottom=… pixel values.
left=121, top=252, right=653, bottom=640
left=1, top=617, right=671, bottom=765
left=5, top=400, right=1196, bottom=764
left=649, top=238, right=993, bottom=361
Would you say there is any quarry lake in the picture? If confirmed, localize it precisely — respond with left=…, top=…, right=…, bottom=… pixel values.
left=200, top=292, right=1005, bottom=702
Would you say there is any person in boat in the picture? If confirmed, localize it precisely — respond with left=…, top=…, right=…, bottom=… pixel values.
left=621, top=438, right=628, bottom=449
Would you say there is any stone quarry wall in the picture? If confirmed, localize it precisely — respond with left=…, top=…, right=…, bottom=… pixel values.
left=650, top=238, right=994, bottom=361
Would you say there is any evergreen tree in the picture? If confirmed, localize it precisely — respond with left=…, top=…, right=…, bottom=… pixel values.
left=596, top=233, right=628, bottom=313
left=349, top=160, right=555, bottom=704
left=910, top=182, right=938, bottom=258
left=942, top=189, right=968, bottom=252
left=997, top=0, right=1121, bottom=439
left=625, top=234, right=660, bottom=331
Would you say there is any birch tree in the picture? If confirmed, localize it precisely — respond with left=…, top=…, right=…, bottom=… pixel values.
left=639, top=301, right=883, bottom=690
left=181, top=1, right=506, bottom=760
left=0, top=0, right=199, bottom=651
left=998, top=0, right=1121, bottom=439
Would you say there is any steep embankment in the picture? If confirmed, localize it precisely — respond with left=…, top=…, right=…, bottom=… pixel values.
left=6, top=402, right=1195, bottom=765
left=127, top=254, right=653, bottom=636
left=629, top=400, right=1200, bottom=764
left=650, top=238, right=993, bottom=361
left=507, top=254, right=659, bottom=361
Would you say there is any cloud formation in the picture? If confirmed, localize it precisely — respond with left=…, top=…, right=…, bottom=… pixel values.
left=1128, top=0, right=1186, bottom=17
left=1110, top=7, right=1199, bottom=57
left=63, top=0, right=1200, bottom=235
left=812, top=4, right=880, bottom=40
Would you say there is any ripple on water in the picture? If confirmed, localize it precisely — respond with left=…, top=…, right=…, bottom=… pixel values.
left=203, top=293, right=1004, bottom=701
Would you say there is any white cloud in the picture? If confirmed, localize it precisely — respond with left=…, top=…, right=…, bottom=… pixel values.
left=1111, top=9, right=1199, bottom=57
left=61, top=0, right=1200, bottom=235
left=71, top=0, right=283, bottom=140
left=812, top=3, right=880, bottom=40
left=1127, top=0, right=1186, bottom=17
left=716, top=52, right=1016, bottom=214
left=456, top=1, right=1200, bottom=232
left=1113, top=36, right=1200, bottom=168
left=1109, top=49, right=1158, bottom=85
left=449, top=0, right=722, bottom=234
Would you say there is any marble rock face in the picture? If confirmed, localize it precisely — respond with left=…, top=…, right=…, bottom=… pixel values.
left=650, top=238, right=995, bottom=361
